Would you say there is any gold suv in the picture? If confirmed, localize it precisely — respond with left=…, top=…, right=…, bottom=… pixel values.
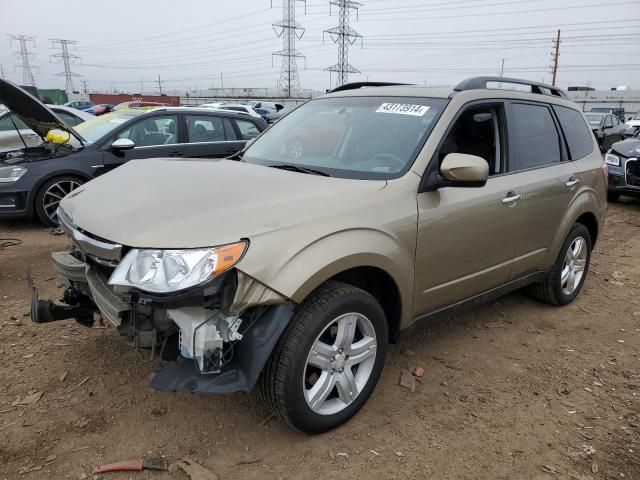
left=33, top=77, right=607, bottom=434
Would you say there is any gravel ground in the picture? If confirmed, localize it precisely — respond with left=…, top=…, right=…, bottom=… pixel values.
left=0, top=202, right=638, bottom=480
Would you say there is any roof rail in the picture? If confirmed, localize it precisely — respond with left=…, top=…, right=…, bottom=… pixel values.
left=453, top=76, right=568, bottom=99
left=328, top=82, right=412, bottom=93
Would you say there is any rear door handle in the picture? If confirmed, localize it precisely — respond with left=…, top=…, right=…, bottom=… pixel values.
left=565, top=177, right=580, bottom=189
left=502, top=192, right=523, bottom=206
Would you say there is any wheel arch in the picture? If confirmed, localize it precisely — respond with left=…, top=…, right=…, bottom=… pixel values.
left=29, top=169, right=92, bottom=207
left=240, top=228, right=414, bottom=342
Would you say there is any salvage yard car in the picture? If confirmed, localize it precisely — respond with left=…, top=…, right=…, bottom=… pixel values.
left=585, top=112, right=626, bottom=151
left=32, top=77, right=606, bottom=434
left=0, top=80, right=266, bottom=225
left=0, top=104, right=93, bottom=153
left=605, top=129, right=640, bottom=202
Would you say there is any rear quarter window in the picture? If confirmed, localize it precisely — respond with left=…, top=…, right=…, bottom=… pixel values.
left=553, top=106, right=594, bottom=160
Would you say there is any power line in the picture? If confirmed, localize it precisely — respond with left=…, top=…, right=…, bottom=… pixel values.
left=50, top=38, right=81, bottom=91
left=323, top=0, right=363, bottom=87
left=272, top=0, right=306, bottom=97
left=9, top=34, right=37, bottom=86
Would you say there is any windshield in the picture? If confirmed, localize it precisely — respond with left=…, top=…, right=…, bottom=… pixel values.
left=75, top=111, right=141, bottom=143
left=585, top=114, right=603, bottom=126
left=242, top=96, right=447, bottom=179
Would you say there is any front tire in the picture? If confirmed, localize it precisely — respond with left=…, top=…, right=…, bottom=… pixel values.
left=34, top=176, right=84, bottom=226
left=529, top=224, right=592, bottom=306
left=260, top=281, right=388, bottom=434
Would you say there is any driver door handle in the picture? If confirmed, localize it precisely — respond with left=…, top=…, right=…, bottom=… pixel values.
left=565, top=177, right=580, bottom=189
left=502, top=192, right=523, bottom=206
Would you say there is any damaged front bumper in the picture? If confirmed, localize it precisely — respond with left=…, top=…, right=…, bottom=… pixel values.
left=31, top=249, right=293, bottom=394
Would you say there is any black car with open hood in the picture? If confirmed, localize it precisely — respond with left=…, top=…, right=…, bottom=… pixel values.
left=0, top=79, right=266, bottom=226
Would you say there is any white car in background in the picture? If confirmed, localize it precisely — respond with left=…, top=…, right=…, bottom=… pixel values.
left=0, top=105, right=93, bottom=152
left=200, top=102, right=263, bottom=119
left=626, top=111, right=640, bottom=135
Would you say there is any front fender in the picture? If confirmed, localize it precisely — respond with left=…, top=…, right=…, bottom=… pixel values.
left=237, top=228, right=415, bottom=323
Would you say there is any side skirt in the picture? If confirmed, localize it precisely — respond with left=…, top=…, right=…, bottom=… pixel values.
left=398, top=270, right=549, bottom=340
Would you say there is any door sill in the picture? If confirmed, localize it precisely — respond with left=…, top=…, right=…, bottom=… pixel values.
left=398, top=270, right=549, bottom=340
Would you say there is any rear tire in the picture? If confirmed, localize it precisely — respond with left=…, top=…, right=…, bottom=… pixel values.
left=259, top=281, right=388, bottom=434
left=34, top=176, right=84, bottom=226
left=529, top=224, right=592, bottom=306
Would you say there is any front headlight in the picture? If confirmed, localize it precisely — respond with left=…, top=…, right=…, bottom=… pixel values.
left=605, top=153, right=620, bottom=167
left=108, top=242, right=247, bottom=293
left=0, top=166, right=27, bottom=183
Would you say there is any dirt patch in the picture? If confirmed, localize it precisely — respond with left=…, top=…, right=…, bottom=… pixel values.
left=1, top=203, right=639, bottom=479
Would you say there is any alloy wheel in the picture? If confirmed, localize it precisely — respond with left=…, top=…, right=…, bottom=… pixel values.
left=42, top=180, right=81, bottom=224
left=561, top=236, right=587, bottom=295
left=303, top=312, right=377, bottom=416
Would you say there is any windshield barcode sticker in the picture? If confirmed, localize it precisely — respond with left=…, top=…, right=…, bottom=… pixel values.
left=375, top=103, right=430, bottom=116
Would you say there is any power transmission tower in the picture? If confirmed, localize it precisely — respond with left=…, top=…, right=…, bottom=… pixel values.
left=323, top=0, right=362, bottom=88
left=9, top=34, right=37, bottom=86
left=50, top=39, right=81, bottom=91
left=272, top=0, right=306, bottom=97
left=551, top=29, right=561, bottom=86
left=156, top=74, right=164, bottom=95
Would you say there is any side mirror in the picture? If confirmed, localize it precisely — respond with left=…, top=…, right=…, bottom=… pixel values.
left=110, top=138, right=135, bottom=151
left=439, top=153, right=489, bottom=187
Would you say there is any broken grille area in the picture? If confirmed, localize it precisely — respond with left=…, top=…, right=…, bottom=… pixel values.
left=626, top=159, right=640, bottom=188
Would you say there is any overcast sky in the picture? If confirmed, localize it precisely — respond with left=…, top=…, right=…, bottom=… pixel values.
left=1, top=0, right=639, bottom=94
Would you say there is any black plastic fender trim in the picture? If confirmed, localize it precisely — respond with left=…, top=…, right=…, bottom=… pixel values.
left=149, top=303, right=294, bottom=394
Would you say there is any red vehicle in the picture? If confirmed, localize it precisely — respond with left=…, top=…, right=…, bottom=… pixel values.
left=283, top=111, right=346, bottom=158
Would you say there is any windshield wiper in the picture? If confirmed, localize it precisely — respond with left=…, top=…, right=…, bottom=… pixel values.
left=269, top=164, right=331, bottom=177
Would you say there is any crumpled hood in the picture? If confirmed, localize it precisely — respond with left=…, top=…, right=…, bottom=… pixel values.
left=60, top=158, right=386, bottom=248
left=0, top=79, right=84, bottom=142
left=611, top=139, right=640, bottom=158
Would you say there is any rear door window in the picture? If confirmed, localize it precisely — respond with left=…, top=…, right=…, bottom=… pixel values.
left=0, top=113, right=29, bottom=131
left=509, top=103, right=561, bottom=171
left=234, top=119, right=261, bottom=140
left=186, top=115, right=227, bottom=143
left=553, top=105, right=594, bottom=160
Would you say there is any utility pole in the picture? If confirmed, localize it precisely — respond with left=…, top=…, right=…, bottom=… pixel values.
left=81, top=79, right=88, bottom=94
left=551, top=29, right=561, bottom=86
left=140, top=78, right=144, bottom=94
left=272, top=0, right=306, bottom=97
left=500, top=58, right=505, bottom=78
left=9, top=34, right=37, bottom=86
left=323, top=0, right=363, bottom=88
left=156, top=74, right=163, bottom=95
left=50, top=39, right=81, bottom=91
left=0, top=65, right=4, bottom=79
left=220, top=72, right=224, bottom=90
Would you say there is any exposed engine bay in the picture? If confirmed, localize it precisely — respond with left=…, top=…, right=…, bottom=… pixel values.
left=30, top=211, right=293, bottom=393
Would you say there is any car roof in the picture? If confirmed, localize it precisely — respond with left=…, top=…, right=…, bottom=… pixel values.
left=323, top=79, right=579, bottom=109
left=48, top=104, right=94, bottom=119
left=137, top=106, right=264, bottom=121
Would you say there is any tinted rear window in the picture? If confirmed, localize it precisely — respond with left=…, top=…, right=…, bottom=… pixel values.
left=510, top=103, right=561, bottom=171
left=553, top=106, right=594, bottom=160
